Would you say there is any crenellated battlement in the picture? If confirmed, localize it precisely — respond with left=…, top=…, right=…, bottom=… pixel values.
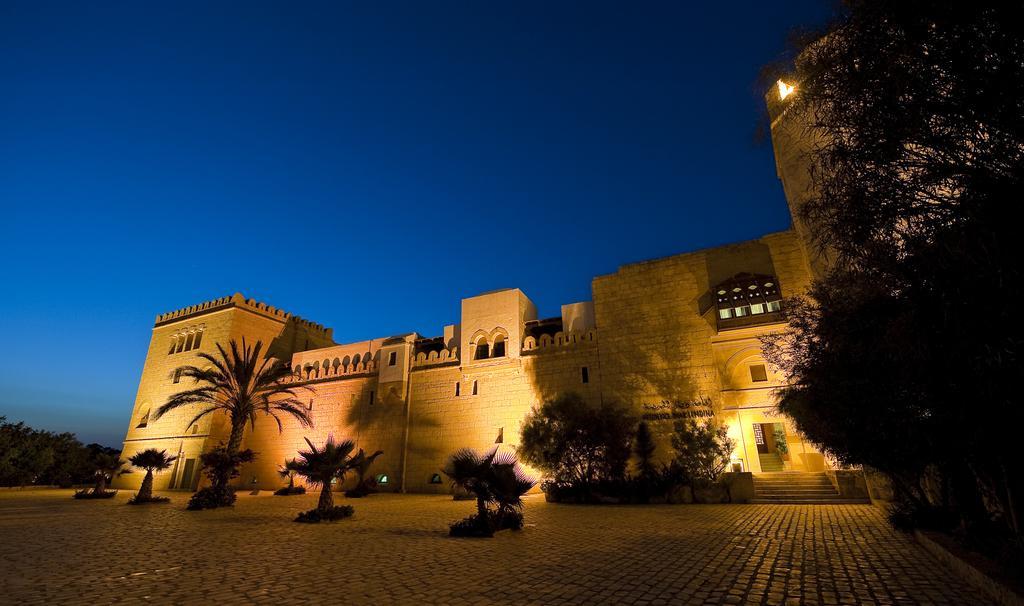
left=154, top=292, right=332, bottom=338
left=412, top=345, right=460, bottom=368
left=521, top=329, right=598, bottom=354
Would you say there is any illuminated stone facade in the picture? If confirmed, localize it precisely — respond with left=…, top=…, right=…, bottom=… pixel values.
left=115, top=83, right=824, bottom=492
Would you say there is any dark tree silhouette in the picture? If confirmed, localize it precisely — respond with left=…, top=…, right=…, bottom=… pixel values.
left=763, top=1, right=1024, bottom=541
left=128, top=449, right=177, bottom=503
left=290, top=436, right=357, bottom=522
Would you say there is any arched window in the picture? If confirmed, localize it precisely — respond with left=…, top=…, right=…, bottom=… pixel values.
left=192, top=329, right=203, bottom=349
left=184, top=333, right=195, bottom=351
left=167, top=337, right=177, bottom=355
left=474, top=340, right=489, bottom=360
left=491, top=335, right=506, bottom=358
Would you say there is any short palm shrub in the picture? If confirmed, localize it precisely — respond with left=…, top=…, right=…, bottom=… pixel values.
left=74, top=453, right=129, bottom=499
left=274, top=459, right=306, bottom=495
left=127, top=449, right=177, bottom=504
left=186, top=448, right=256, bottom=510
left=290, top=436, right=358, bottom=523
left=443, top=447, right=536, bottom=537
left=344, top=449, right=383, bottom=498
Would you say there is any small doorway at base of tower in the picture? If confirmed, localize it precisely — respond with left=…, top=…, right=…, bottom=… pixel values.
left=753, top=422, right=789, bottom=471
left=178, top=458, right=200, bottom=491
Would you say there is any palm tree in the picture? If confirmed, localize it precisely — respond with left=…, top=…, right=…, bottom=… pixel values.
left=443, top=447, right=499, bottom=526
left=345, top=448, right=384, bottom=497
left=278, top=458, right=298, bottom=490
left=488, top=451, right=536, bottom=529
left=290, top=436, right=357, bottom=514
left=153, top=339, right=313, bottom=489
left=128, top=449, right=177, bottom=502
left=92, top=453, right=130, bottom=494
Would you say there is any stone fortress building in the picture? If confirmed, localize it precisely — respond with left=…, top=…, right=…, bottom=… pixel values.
left=116, top=81, right=824, bottom=493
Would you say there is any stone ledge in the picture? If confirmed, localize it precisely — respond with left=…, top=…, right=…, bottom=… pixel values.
left=913, top=529, right=1023, bottom=606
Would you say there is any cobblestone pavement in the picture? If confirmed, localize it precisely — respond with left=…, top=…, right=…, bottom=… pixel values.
left=0, top=490, right=988, bottom=605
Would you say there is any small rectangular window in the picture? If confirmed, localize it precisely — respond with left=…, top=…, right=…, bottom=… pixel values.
left=388, top=351, right=397, bottom=366
left=173, top=369, right=182, bottom=384
left=369, top=390, right=375, bottom=405
left=455, top=382, right=460, bottom=396
left=750, top=364, right=768, bottom=383
left=472, top=380, right=478, bottom=396
left=581, top=367, right=589, bottom=384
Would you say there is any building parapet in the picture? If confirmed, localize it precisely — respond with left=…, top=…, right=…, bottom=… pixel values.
left=522, top=329, right=598, bottom=354
left=284, top=359, right=378, bottom=384
left=412, top=346, right=460, bottom=368
left=154, top=292, right=332, bottom=339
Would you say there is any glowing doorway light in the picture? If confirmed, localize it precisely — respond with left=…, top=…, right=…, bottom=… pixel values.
left=777, top=79, right=796, bottom=100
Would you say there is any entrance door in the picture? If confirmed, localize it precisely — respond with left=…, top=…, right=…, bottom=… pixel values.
left=179, top=458, right=198, bottom=491
left=754, top=423, right=788, bottom=471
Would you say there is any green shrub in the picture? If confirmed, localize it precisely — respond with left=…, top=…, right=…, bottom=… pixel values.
left=519, top=393, right=635, bottom=494
left=73, top=488, right=116, bottom=499
left=127, top=495, right=170, bottom=505
left=295, top=505, right=354, bottom=523
left=187, top=486, right=236, bottom=510
left=273, top=485, right=306, bottom=496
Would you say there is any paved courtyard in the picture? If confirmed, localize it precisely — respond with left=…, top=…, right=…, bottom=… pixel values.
left=0, top=489, right=988, bottom=605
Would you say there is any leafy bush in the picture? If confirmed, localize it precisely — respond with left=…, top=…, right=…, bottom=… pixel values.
left=187, top=486, right=237, bottom=510
left=449, top=513, right=493, bottom=538
left=273, top=485, right=306, bottom=496
left=519, top=393, right=636, bottom=494
left=448, top=509, right=525, bottom=537
left=126, top=495, right=169, bottom=503
left=295, top=505, right=354, bottom=523
left=184, top=447, right=255, bottom=510
left=73, top=488, right=116, bottom=499
left=670, top=420, right=734, bottom=483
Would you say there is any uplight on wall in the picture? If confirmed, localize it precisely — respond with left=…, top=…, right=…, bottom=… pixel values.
left=777, top=79, right=796, bottom=100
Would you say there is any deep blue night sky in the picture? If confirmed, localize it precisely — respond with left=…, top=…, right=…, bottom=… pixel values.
left=0, top=1, right=831, bottom=446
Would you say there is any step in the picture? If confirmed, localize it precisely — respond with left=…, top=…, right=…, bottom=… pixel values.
left=750, top=498, right=871, bottom=505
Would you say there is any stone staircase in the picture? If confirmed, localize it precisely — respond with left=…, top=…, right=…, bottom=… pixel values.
left=757, top=452, right=785, bottom=472
left=752, top=471, right=870, bottom=504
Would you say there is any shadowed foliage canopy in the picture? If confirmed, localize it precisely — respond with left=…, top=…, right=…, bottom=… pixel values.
left=763, top=0, right=1024, bottom=542
left=519, top=392, right=636, bottom=488
left=154, top=339, right=313, bottom=455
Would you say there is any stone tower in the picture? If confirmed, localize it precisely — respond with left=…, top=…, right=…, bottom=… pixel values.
left=766, top=78, right=831, bottom=278
left=113, top=293, right=334, bottom=491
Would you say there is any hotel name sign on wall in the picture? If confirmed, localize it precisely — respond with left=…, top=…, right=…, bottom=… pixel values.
left=641, top=396, right=714, bottom=422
